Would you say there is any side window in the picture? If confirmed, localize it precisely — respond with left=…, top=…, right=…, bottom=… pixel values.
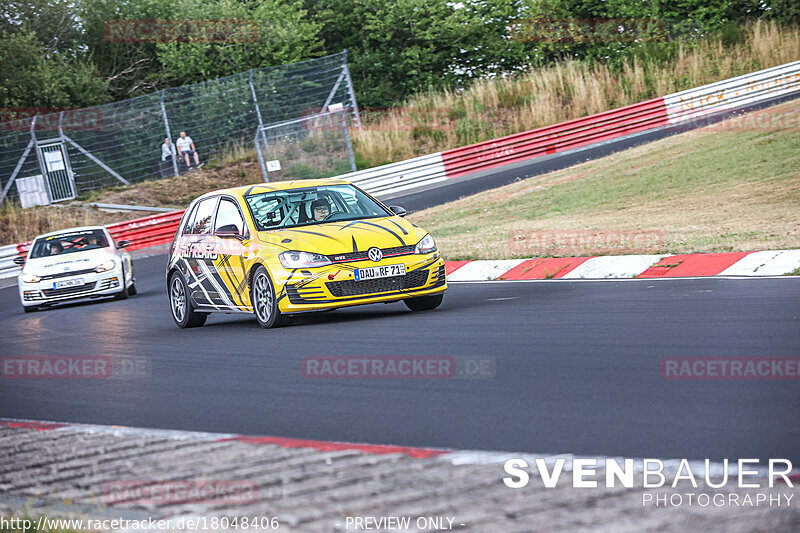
left=215, top=198, right=246, bottom=235
left=181, top=203, right=199, bottom=235
left=185, top=198, right=217, bottom=235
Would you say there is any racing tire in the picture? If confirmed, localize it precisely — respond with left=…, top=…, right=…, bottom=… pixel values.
left=251, top=266, right=291, bottom=328
left=23, top=305, right=38, bottom=313
left=127, top=281, right=138, bottom=296
left=169, top=271, right=208, bottom=328
left=404, top=293, right=444, bottom=312
left=115, top=265, right=130, bottom=300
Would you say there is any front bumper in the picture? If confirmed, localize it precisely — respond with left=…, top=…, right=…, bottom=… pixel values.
left=18, top=268, right=124, bottom=307
left=277, top=253, right=447, bottom=313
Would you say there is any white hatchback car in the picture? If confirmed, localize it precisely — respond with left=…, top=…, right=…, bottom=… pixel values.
left=17, top=226, right=136, bottom=312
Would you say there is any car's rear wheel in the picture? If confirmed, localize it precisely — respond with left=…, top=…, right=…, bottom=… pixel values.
left=404, top=293, right=444, bottom=311
left=251, top=266, right=290, bottom=328
left=169, top=271, right=207, bottom=328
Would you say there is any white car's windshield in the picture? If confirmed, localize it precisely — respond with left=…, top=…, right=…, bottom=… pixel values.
left=244, top=184, right=391, bottom=231
left=29, top=229, right=109, bottom=259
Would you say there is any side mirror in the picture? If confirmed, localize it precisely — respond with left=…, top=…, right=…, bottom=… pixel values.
left=13, top=256, right=25, bottom=266
left=117, top=240, right=131, bottom=249
left=216, top=224, right=244, bottom=240
left=389, top=205, right=407, bottom=217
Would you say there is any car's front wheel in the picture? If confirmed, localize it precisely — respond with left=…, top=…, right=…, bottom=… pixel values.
left=404, top=293, right=444, bottom=312
left=23, top=305, right=38, bottom=313
left=169, top=271, right=207, bottom=328
left=115, top=265, right=130, bottom=300
left=251, top=266, right=290, bottom=328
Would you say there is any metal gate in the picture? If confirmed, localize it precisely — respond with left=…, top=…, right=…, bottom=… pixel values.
left=36, top=141, right=77, bottom=202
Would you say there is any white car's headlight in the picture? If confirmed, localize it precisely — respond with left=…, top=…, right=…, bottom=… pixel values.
left=95, top=259, right=116, bottom=273
left=414, top=234, right=436, bottom=254
left=21, top=272, right=41, bottom=283
left=279, top=251, right=332, bottom=269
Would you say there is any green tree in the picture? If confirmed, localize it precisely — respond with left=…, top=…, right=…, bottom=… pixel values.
left=79, top=0, right=321, bottom=97
left=0, top=31, right=108, bottom=109
left=310, top=0, right=476, bottom=107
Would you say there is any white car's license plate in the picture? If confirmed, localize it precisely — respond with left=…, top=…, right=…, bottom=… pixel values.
left=354, top=264, right=406, bottom=281
left=54, top=278, right=84, bottom=289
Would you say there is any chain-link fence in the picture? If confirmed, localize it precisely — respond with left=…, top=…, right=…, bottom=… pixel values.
left=255, top=108, right=356, bottom=181
left=0, top=51, right=360, bottom=206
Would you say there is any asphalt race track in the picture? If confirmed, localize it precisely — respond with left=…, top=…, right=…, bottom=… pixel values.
left=1, top=254, right=799, bottom=463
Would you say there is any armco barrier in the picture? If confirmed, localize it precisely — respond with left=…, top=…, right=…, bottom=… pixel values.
left=105, top=210, right=185, bottom=251
left=0, top=243, right=21, bottom=280
left=440, top=98, right=667, bottom=179
left=336, top=152, right=446, bottom=198
left=665, top=60, right=800, bottom=124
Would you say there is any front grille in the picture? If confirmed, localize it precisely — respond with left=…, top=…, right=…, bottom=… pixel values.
left=330, top=244, right=416, bottom=263
left=326, top=269, right=429, bottom=297
left=39, top=267, right=96, bottom=281
left=42, top=282, right=97, bottom=297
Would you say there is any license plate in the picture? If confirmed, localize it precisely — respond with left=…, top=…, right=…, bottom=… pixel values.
left=54, top=278, right=84, bottom=289
left=354, top=264, right=406, bottom=281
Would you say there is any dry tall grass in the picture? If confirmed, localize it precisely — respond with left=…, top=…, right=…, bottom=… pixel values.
left=352, top=21, right=800, bottom=166
left=0, top=204, right=133, bottom=245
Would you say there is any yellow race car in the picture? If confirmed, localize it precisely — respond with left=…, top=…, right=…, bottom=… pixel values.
left=166, top=179, right=447, bottom=328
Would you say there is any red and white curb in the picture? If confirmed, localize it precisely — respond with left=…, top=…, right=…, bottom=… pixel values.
left=0, top=418, right=447, bottom=459
left=3, top=418, right=798, bottom=482
left=444, top=250, right=800, bottom=281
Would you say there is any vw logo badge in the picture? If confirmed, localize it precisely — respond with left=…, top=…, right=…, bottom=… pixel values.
left=368, top=247, right=383, bottom=262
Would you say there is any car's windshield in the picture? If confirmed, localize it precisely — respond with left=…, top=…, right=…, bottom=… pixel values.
left=244, top=184, right=391, bottom=231
left=29, top=229, right=109, bottom=259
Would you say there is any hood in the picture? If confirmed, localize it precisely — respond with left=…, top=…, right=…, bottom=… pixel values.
left=256, top=216, right=427, bottom=255
left=23, top=247, right=116, bottom=274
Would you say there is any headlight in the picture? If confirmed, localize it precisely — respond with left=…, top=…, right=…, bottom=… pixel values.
left=95, top=259, right=116, bottom=273
left=21, top=272, right=41, bottom=283
left=414, top=234, right=436, bottom=254
left=279, top=251, right=332, bottom=269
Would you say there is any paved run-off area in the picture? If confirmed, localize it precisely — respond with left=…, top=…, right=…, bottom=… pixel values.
left=1, top=421, right=799, bottom=532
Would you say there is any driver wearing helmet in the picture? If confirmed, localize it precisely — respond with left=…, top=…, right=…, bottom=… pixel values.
left=311, top=198, right=330, bottom=222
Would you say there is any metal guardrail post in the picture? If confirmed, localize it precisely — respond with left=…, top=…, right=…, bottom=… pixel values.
left=161, top=90, right=179, bottom=177
left=29, top=116, right=56, bottom=204
left=62, top=135, right=130, bottom=185
left=0, top=137, right=35, bottom=205
left=342, top=50, right=361, bottom=128
left=249, top=69, right=270, bottom=182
